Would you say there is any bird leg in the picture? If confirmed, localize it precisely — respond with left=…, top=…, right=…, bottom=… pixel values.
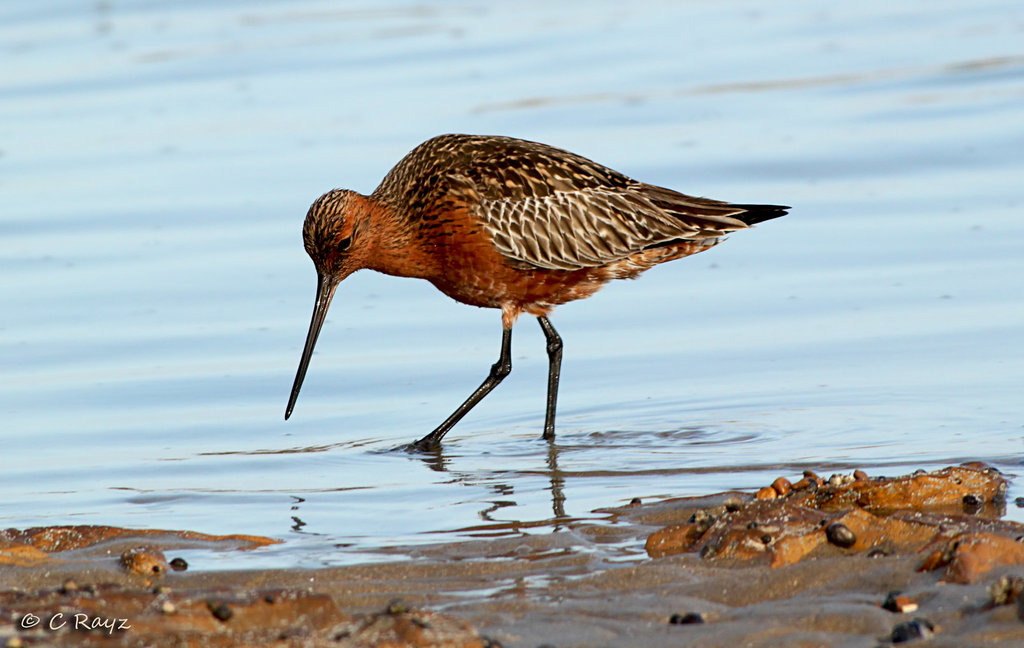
left=411, top=326, right=513, bottom=450
left=537, top=316, right=562, bottom=440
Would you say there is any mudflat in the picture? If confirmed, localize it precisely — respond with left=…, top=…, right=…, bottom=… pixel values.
left=2, top=465, right=1022, bottom=647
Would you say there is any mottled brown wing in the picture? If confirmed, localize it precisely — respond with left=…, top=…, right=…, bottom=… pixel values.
left=477, top=181, right=756, bottom=272
left=373, top=134, right=760, bottom=270
left=480, top=189, right=687, bottom=270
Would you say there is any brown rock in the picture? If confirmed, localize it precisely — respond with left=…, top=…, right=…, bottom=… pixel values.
left=646, top=523, right=705, bottom=558
left=120, top=547, right=170, bottom=577
left=771, top=477, right=792, bottom=496
left=940, top=533, right=1024, bottom=584
left=799, top=466, right=1005, bottom=513
left=791, top=478, right=817, bottom=491
left=0, top=525, right=279, bottom=553
left=0, top=544, right=50, bottom=567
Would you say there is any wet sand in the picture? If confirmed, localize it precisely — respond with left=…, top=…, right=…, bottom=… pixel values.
left=2, top=466, right=1022, bottom=647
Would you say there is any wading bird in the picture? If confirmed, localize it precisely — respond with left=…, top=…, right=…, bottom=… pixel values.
left=285, top=134, right=787, bottom=449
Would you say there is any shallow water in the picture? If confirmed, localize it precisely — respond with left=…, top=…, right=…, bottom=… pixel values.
left=2, top=0, right=1023, bottom=569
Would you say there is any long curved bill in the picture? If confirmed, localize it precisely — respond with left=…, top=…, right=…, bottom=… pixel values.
left=285, top=273, right=339, bottom=420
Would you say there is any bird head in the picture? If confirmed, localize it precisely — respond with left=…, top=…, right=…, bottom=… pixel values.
left=285, top=189, right=366, bottom=420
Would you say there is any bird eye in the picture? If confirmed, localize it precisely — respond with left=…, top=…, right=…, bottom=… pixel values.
left=337, top=236, right=352, bottom=252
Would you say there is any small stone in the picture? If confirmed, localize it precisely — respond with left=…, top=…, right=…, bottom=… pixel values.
left=890, top=618, right=934, bottom=643
left=803, top=470, right=821, bottom=483
left=60, top=579, right=78, bottom=594
left=962, top=493, right=982, bottom=507
left=723, top=497, right=742, bottom=512
left=386, top=599, right=408, bottom=615
left=628, top=497, right=642, bottom=506
left=746, top=521, right=759, bottom=530
left=207, top=600, right=233, bottom=621
left=828, top=473, right=845, bottom=487
left=989, top=575, right=1024, bottom=605
left=120, top=547, right=169, bottom=576
left=853, top=469, right=869, bottom=481
left=755, top=486, right=777, bottom=499
left=669, top=612, right=705, bottom=624
left=882, top=591, right=919, bottom=613
left=160, top=601, right=176, bottom=615
left=760, top=534, right=773, bottom=545
left=791, top=477, right=817, bottom=491
left=170, top=557, right=188, bottom=571
left=690, top=510, right=716, bottom=531
left=1014, top=496, right=1024, bottom=508
left=826, top=523, right=857, bottom=549
left=771, top=477, right=792, bottom=496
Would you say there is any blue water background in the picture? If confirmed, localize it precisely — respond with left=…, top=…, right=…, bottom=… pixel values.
left=2, top=0, right=1022, bottom=567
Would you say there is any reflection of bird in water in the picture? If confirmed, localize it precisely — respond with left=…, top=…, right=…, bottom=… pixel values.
left=285, top=134, right=788, bottom=449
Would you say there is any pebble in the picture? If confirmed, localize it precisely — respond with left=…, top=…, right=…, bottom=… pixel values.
left=853, top=469, right=869, bottom=481
left=690, top=510, right=716, bottom=532
left=669, top=612, right=705, bottom=624
left=791, top=477, right=817, bottom=491
left=771, top=477, right=792, bottom=496
left=962, top=493, right=982, bottom=507
left=755, top=486, right=777, bottom=500
left=170, top=557, right=188, bottom=571
left=160, top=601, right=176, bottom=615
left=988, top=575, right=1024, bottom=605
left=825, top=523, right=857, bottom=548
left=386, top=599, right=409, bottom=615
left=890, top=618, right=934, bottom=643
left=207, top=600, right=233, bottom=621
left=882, top=591, right=919, bottom=613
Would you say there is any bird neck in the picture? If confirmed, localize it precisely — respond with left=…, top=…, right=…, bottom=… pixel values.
left=358, top=195, right=443, bottom=281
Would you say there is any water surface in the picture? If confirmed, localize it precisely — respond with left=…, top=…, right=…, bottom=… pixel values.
left=2, top=0, right=1023, bottom=568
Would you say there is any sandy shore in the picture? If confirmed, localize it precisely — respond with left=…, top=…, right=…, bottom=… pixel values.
left=2, top=465, right=1022, bottom=647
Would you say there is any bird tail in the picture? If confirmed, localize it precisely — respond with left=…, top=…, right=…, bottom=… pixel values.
left=730, top=203, right=789, bottom=226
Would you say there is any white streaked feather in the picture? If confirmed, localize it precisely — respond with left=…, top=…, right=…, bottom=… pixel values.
left=479, top=187, right=734, bottom=270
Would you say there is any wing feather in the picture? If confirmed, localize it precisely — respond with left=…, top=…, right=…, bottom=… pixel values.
left=479, top=187, right=730, bottom=270
left=372, top=134, right=782, bottom=271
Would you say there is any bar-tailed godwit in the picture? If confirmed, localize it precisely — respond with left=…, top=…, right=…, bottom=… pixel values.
left=285, top=134, right=787, bottom=449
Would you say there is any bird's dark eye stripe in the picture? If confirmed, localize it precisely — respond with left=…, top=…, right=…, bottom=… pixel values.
left=337, top=236, right=352, bottom=251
